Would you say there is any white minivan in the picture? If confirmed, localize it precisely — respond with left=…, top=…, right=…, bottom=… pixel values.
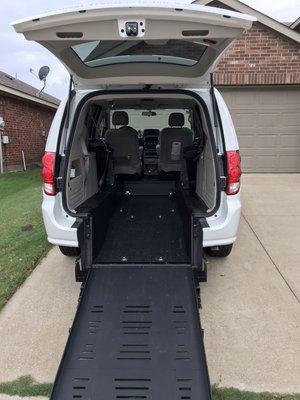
left=13, top=2, right=254, bottom=267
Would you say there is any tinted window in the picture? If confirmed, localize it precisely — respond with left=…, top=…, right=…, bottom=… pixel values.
left=110, top=109, right=192, bottom=131
left=72, top=40, right=207, bottom=67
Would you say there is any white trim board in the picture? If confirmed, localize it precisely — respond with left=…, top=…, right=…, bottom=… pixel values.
left=0, top=84, right=59, bottom=109
left=194, top=0, right=300, bottom=43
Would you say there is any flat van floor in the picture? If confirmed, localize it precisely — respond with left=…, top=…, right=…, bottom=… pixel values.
left=95, top=195, right=190, bottom=264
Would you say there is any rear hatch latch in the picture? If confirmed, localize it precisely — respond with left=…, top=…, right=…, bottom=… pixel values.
left=56, top=177, right=63, bottom=191
left=220, top=176, right=227, bottom=190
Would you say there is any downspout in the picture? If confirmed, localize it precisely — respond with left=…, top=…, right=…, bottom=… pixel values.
left=0, top=132, right=3, bottom=174
left=0, top=96, right=5, bottom=173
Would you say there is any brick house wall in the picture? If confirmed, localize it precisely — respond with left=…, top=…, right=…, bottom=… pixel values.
left=205, top=0, right=300, bottom=86
left=214, top=23, right=300, bottom=85
left=0, top=94, right=56, bottom=171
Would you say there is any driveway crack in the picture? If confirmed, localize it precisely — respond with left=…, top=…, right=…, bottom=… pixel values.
left=242, top=213, right=300, bottom=304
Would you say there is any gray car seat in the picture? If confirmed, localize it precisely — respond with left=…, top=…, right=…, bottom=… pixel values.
left=158, top=113, right=193, bottom=173
left=106, top=111, right=141, bottom=175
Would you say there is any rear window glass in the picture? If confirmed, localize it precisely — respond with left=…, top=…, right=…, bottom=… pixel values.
left=109, top=109, right=192, bottom=131
left=72, top=40, right=207, bottom=67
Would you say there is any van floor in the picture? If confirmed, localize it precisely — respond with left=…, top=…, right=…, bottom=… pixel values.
left=95, top=195, right=190, bottom=264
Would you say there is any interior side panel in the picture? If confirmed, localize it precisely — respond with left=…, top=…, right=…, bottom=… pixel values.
left=67, top=111, right=98, bottom=210
left=196, top=143, right=216, bottom=210
left=195, top=110, right=217, bottom=210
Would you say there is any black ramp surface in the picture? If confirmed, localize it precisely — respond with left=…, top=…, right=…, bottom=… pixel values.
left=95, top=195, right=190, bottom=264
left=50, top=266, right=211, bottom=400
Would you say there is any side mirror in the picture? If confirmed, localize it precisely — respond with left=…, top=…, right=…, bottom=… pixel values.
left=38, top=66, right=50, bottom=81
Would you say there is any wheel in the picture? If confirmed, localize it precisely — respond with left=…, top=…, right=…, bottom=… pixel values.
left=205, top=244, right=233, bottom=258
left=59, top=246, right=80, bottom=257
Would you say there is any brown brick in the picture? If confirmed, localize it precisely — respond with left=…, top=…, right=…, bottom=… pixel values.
left=0, top=94, right=55, bottom=170
left=214, top=22, right=300, bottom=85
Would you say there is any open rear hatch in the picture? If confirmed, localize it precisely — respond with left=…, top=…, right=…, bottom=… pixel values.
left=12, top=2, right=254, bottom=88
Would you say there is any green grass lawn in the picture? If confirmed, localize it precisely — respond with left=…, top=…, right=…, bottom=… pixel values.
left=0, top=170, right=51, bottom=310
left=0, top=377, right=299, bottom=399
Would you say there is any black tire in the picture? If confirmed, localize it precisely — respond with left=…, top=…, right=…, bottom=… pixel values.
left=59, top=246, right=80, bottom=257
left=205, top=244, right=233, bottom=258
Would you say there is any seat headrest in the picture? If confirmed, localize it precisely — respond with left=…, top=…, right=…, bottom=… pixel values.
left=169, top=113, right=184, bottom=127
left=113, top=111, right=129, bottom=126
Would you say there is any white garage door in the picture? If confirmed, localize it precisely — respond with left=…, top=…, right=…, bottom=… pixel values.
left=220, top=87, right=300, bottom=172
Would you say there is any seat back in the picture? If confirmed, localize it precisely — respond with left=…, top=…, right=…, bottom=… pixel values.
left=158, top=113, right=193, bottom=172
left=106, top=111, right=141, bottom=175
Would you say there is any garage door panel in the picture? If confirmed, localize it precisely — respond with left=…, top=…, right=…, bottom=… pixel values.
left=257, top=113, right=280, bottom=127
left=241, top=151, right=300, bottom=172
left=241, top=147, right=300, bottom=156
left=239, top=135, right=279, bottom=148
left=255, top=135, right=279, bottom=148
left=220, top=87, right=300, bottom=172
left=279, top=134, right=300, bottom=147
left=241, top=155, right=255, bottom=171
left=238, top=135, right=257, bottom=148
left=279, top=112, right=300, bottom=127
left=241, top=154, right=278, bottom=172
left=230, top=112, right=256, bottom=128
left=279, top=155, right=300, bottom=170
left=284, top=91, right=300, bottom=105
left=222, top=91, right=254, bottom=106
left=255, top=155, right=278, bottom=170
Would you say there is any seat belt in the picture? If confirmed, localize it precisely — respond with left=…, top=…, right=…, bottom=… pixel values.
left=80, top=136, right=90, bottom=198
left=181, top=158, right=190, bottom=189
left=98, top=148, right=111, bottom=188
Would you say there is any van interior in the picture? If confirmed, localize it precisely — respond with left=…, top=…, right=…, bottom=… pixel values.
left=64, top=92, right=221, bottom=266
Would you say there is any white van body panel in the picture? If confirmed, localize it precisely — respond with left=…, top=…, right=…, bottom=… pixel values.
left=214, top=88, right=239, bottom=150
left=42, top=193, right=77, bottom=246
left=41, top=88, right=241, bottom=248
left=45, top=98, right=67, bottom=152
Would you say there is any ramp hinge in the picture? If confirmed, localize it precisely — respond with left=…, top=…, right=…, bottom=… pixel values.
left=75, top=257, right=87, bottom=283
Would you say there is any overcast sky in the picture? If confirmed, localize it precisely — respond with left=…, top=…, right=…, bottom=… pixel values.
left=1, top=0, right=299, bottom=99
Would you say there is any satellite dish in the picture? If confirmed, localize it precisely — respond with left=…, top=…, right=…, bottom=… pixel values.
left=38, top=66, right=50, bottom=81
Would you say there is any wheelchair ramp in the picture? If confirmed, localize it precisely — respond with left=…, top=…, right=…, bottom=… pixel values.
left=50, top=266, right=211, bottom=400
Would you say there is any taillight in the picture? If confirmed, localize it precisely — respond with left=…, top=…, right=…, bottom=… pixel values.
left=41, top=152, right=57, bottom=196
left=226, top=150, right=241, bottom=195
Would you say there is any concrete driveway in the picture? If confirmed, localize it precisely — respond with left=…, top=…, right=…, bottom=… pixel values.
left=0, top=174, right=299, bottom=394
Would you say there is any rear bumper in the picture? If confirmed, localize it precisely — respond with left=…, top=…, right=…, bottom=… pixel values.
left=204, top=192, right=241, bottom=247
left=43, top=192, right=241, bottom=248
left=42, top=193, right=78, bottom=247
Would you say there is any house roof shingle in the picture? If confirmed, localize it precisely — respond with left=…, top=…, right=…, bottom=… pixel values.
left=0, top=70, right=60, bottom=107
left=290, top=17, right=300, bottom=32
